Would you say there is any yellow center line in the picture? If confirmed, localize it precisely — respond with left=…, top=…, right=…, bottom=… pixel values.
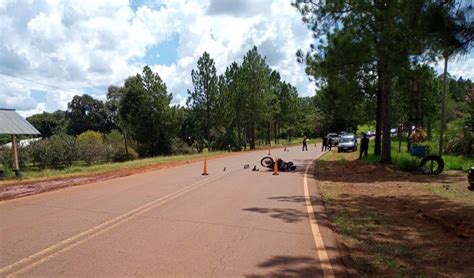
left=304, top=156, right=335, bottom=278
left=1, top=169, right=240, bottom=277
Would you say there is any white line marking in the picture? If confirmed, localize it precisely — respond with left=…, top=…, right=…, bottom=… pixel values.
left=304, top=156, right=335, bottom=278
left=1, top=170, right=238, bottom=277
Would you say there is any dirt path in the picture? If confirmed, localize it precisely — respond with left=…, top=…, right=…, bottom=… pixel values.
left=316, top=150, right=473, bottom=277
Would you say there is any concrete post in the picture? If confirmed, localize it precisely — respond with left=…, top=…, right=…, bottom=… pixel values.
left=12, top=134, right=20, bottom=177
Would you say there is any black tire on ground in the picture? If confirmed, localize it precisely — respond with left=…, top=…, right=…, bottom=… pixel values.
left=260, top=156, right=274, bottom=168
left=420, top=155, right=444, bottom=175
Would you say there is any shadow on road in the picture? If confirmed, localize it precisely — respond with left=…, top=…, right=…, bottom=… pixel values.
left=244, top=255, right=323, bottom=277
left=242, top=207, right=308, bottom=223
left=242, top=195, right=333, bottom=232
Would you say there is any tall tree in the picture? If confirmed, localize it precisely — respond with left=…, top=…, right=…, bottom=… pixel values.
left=293, top=0, right=463, bottom=163
left=187, top=52, right=219, bottom=150
left=423, top=2, right=473, bottom=155
left=67, top=94, right=113, bottom=135
left=27, top=110, right=67, bottom=137
left=238, top=47, right=273, bottom=149
left=120, top=66, right=172, bottom=156
left=105, top=85, right=129, bottom=155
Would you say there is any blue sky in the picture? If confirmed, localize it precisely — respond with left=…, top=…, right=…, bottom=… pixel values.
left=140, top=34, right=179, bottom=66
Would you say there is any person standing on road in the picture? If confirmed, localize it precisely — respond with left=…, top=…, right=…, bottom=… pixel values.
left=327, top=137, right=333, bottom=151
left=321, top=136, right=328, bottom=152
left=302, top=136, right=308, bottom=151
left=359, top=133, right=369, bottom=159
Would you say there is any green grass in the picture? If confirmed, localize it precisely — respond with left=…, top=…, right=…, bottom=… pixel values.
left=357, top=123, right=376, bottom=134
left=362, top=140, right=473, bottom=172
left=332, top=206, right=384, bottom=239
left=0, top=151, right=227, bottom=185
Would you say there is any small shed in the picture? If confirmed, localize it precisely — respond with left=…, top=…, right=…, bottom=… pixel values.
left=0, top=108, right=41, bottom=177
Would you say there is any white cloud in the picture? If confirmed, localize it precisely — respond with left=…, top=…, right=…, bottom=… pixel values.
left=433, top=55, right=474, bottom=80
left=2, top=0, right=471, bottom=118
left=0, top=0, right=319, bottom=117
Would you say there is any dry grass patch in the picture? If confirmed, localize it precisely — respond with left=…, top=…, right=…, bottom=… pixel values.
left=317, top=150, right=474, bottom=277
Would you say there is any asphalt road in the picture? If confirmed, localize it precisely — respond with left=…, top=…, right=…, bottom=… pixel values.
left=0, top=145, right=351, bottom=277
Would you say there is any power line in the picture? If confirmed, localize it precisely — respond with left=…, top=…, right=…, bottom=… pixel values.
left=0, top=72, right=82, bottom=94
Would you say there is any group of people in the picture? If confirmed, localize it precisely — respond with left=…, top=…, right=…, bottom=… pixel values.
left=320, top=137, right=334, bottom=152
left=309, top=133, right=370, bottom=159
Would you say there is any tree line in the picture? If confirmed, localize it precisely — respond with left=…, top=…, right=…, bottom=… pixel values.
left=21, top=47, right=318, bottom=159
left=294, top=0, right=473, bottom=162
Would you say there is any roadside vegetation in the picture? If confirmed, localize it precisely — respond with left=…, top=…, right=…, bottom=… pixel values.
left=361, top=139, right=473, bottom=172
left=0, top=47, right=319, bottom=180
left=293, top=1, right=473, bottom=164
left=0, top=136, right=308, bottom=183
left=317, top=149, right=474, bottom=276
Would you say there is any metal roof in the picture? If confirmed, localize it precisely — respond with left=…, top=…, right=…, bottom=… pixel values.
left=0, top=109, right=41, bottom=135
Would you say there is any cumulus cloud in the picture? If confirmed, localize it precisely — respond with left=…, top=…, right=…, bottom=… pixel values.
left=0, top=0, right=319, bottom=116
left=1, top=0, right=471, bottom=118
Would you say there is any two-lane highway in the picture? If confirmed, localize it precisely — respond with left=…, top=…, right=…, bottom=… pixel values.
left=0, top=145, right=349, bottom=277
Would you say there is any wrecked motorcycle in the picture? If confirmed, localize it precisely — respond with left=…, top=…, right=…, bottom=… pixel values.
left=260, top=156, right=297, bottom=171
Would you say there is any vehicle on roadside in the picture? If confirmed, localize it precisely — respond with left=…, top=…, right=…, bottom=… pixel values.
left=337, top=134, right=357, bottom=152
left=327, top=133, right=340, bottom=146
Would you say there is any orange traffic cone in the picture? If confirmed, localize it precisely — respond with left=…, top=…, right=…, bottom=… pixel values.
left=202, top=157, right=209, bottom=175
left=273, top=157, right=279, bottom=176
left=268, top=147, right=271, bottom=155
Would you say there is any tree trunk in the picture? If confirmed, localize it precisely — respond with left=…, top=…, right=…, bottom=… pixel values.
left=250, top=121, right=256, bottom=150
left=398, top=126, right=402, bottom=153
left=274, top=122, right=278, bottom=145
left=407, top=124, right=413, bottom=152
left=415, top=75, right=422, bottom=127
left=237, top=121, right=242, bottom=150
left=427, top=118, right=432, bottom=141
left=207, top=101, right=211, bottom=151
left=374, top=71, right=383, bottom=156
left=122, top=129, right=129, bottom=156
left=267, top=123, right=271, bottom=145
left=381, top=75, right=392, bottom=164
left=439, top=55, right=448, bottom=156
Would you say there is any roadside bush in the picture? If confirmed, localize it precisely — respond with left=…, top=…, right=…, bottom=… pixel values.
left=210, top=130, right=239, bottom=151
left=393, top=154, right=420, bottom=172
left=104, top=130, right=139, bottom=162
left=0, top=147, right=14, bottom=177
left=444, top=119, right=473, bottom=155
left=77, top=131, right=107, bottom=165
left=29, top=134, right=78, bottom=168
left=48, top=134, right=78, bottom=167
left=29, top=139, right=49, bottom=169
left=171, top=138, right=197, bottom=155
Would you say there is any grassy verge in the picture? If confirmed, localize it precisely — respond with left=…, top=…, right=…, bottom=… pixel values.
left=362, top=139, right=473, bottom=171
left=0, top=151, right=227, bottom=186
left=317, top=149, right=474, bottom=276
